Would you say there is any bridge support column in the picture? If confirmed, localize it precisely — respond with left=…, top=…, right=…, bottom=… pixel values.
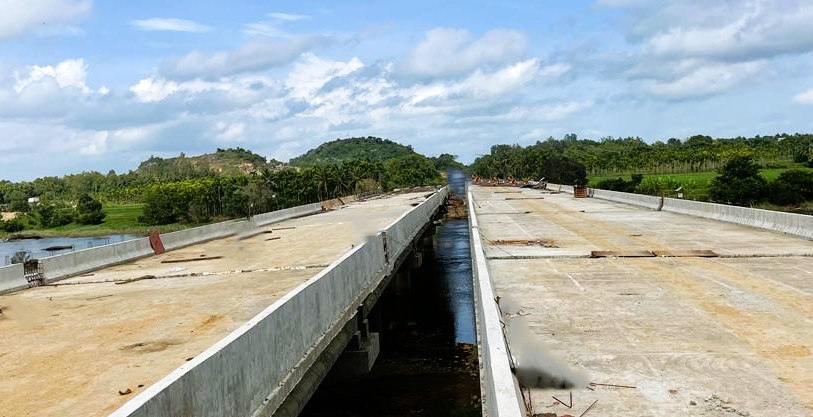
left=324, top=310, right=380, bottom=384
left=395, top=269, right=412, bottom=296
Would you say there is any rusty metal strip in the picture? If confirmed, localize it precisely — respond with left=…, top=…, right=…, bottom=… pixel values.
left=652, top=250, right=719, bottom=257
left=160, top=256, right=224, bottom=263
left=590, top=250, right=655, bottom=258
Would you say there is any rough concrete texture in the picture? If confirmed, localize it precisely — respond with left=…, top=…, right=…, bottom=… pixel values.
left=470, top=185, right=813, bottom=417
left=468, top=196, right=527, bottom=417
left=0, top=191, right=432, bottom=417
left=0, top=263, right=26, bottom=293
left=39, top=237, right=154, bottom=285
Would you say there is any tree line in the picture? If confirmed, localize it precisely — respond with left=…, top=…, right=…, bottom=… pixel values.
left=0, top=155, right=442, bottom=229
left=472, top=133, right=812, bottom=178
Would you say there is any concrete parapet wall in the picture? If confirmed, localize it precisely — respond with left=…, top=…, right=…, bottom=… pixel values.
left=382, top=188, right=448, bottom=271
left=468, top=190, right=526, bottom=417
left=549, top=182, right=813, bottom=240
left=109, top=188, right=448, bottom=417
left=40, top=238, right=154, bottom=284
left=661, top=197, right=813, bottom=239
left=160, top=220, right=244, bottom=252
left=0, top=263, right=26, bottom=294
left=253, top=203, right=322, bottom=227
left=590, top=188, right=663, bottom=210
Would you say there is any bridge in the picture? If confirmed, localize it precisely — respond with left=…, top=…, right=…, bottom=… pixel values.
left=469, top=184, right=812, bottom=417
left=3, top=181, right=811, bottom=417
left=0, top=188, right=448, bottom=417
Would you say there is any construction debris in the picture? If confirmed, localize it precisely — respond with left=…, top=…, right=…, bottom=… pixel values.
left=115, top=275, right=156, bottom=285
left=491, top=239, right=558, bottom=248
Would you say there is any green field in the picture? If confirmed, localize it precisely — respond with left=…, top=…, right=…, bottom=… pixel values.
left=4, top=203, right=190, bottom=238
left=588, top=166, right=813, bottom=200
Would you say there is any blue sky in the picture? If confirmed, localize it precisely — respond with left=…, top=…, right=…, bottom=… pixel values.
left=2, top=0, right=813, bottom=180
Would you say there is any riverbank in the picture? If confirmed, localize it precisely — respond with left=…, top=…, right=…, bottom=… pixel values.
left=1, top=203, right=194, bottom=240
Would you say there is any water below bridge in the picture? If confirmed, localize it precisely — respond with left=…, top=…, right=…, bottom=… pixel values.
left=300, top=170, right=480, bottom=417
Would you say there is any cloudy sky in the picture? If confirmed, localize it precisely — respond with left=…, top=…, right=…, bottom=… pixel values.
left=2, top=0, right=813, bottom=180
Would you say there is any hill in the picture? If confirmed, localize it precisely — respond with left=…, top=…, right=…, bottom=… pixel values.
left=290, top=137, right=418, bottom=165
left=137, top=147, right=268, bottom=178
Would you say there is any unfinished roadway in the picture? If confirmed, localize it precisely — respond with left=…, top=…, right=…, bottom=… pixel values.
left=0, top=191, right=437, bottom=417
left=470, top=185, right=813, bottom=417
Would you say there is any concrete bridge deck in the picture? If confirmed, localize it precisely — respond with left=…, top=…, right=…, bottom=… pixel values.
left=0, top=191, right=435, bottom=417
left=470, top=185, right=813, bottom=417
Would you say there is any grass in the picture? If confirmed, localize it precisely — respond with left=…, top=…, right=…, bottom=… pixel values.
left=2, top=203, right=191, bottom=239
left=588, top=166, right=813, bottom=200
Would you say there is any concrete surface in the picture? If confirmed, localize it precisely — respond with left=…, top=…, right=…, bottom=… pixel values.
left=0, top=263, right=26, bottom=293
left=468, top=193, right=527, bottom=417
left=470, top=185, right=813, bottom=417
left=0, top=191, right=432, bottom=417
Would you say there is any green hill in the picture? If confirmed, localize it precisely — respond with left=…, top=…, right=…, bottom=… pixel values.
left=290, top=137, right=418, bottom=165
left=137, top=147, right=268, bottom=178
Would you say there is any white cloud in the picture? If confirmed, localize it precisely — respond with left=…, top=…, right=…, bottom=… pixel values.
left=14, top=58, right=91, bottom=93
left=285, top=53, right=364, bottom=100
left=0, top=0, right=91, bottom=39
left=214, top=122, right=246, bottom=141
left=402, top=28, right=528, bottom=77
left=792, top=88, right=813, bottom=105
left=129, top=77, right=230, bottom=102
left=267, top=12, right=309, bottom=21
left=79, top=131, right=108, bottom=155
left=647, top=60, right=766, bottom=99
left=644, top=1, right=813, bottom=61
left=171, top=36, right=329, bottom=78
left=129, top=18, right=210, bottom=33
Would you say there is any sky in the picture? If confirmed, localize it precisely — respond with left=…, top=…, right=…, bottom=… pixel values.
left=1, top=0, right=813, bottom=180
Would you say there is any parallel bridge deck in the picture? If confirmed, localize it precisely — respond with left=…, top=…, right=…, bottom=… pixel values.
left=471, top=185, right=813, bottom=417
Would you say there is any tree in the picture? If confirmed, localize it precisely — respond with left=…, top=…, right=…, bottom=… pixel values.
left=768, top=169, right=813, bottom=205
left=708, top=156, right=767, bottom=206
left=75, top=194, right=106, bottom=225
left=7, top=190, right=29, bottom=212
left=29, top=202, right=75, bottom=228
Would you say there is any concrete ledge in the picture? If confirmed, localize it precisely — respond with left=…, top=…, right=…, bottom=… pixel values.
left=382, top=187, right=448, bottom=273
left=661, top=197, right=813, bottom=239
left=40, top=238, right=154, bottom=284
left=469, top=190, right=526, bottom=417
left=590, top=188, right=663, bottom=210
left=0, top=263, right=27, bottom=294
left=549, top=182, right=813, bottom=240
left=160, top=220, right=244, bottom=251
left=253, top=203, right=322, bottom=227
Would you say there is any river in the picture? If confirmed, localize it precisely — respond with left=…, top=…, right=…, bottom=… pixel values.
left=0, top=234, right=140, bottom=265
left=300, top=170, right=480, bottom=417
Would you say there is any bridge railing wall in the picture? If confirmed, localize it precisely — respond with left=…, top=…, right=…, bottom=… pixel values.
left=382, top=188, right=448, bottom=272
left=0, top=263, right=26, bottom=293
left=468, top=190, right=526, bottom=417
left=547, top=183, right=813, bottom=239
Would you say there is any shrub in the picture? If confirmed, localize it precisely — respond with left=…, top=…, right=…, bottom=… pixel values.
left=708, top=156, right=767, bottom=206
left=768, top=169, right=813, bottom=205
left=0, top=218, right=24, bottom=233
left=635, top=177, right=681, bottom=196
left=75, top=194, right=106, bottom=225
